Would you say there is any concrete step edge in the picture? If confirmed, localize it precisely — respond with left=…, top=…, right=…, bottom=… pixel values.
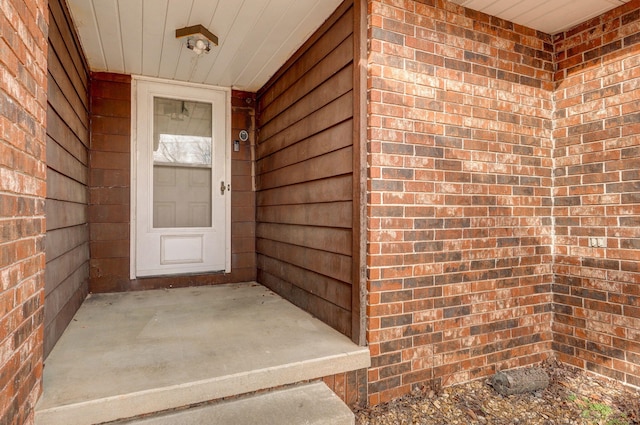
left=120, top=382, right=355, bottom=425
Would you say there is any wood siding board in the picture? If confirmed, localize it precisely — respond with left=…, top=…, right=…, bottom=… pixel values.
left=257, top=91, right=353, bottom=159
left=256, top=223, right=353, bottom=256
left=258, top=1, right=354, bottom=107
left=257, top=201, right=353, bottom=228
left=257, top=175, right=353, bottom=206
left=45, top=226, right=89, bottom=263
left=45, top=199, right=87, bottom=231
left=48, top=0, right=89, bottom=92
left=44, top=243, right=90, bottom=296
left=352, top=0, right=367, bottom=345
left=257, top=2, right=355, bottom=340
left=46, top=113, right=88, bottom=165
left=45, top=0, right=91, bottom=357
left=259, top=270, right=352, bottom=337
left=257, top=238, right=352, bottom=284
left=44, top=262, right=89, bottom=328
left=257, top=120, right=353, bottom=174
left=258, top=255, right=352, bottom=310
left=44, top=281, right=87, bottom=357
left=47, top=74, right=89, bottom=144
left=259, top=37, right=354, bottom=126
left=259, top=63, right=353, bottom=141
left=47, top=169, right=88, bottom=204
left=48, top=42, right=89, bottom=115
left=257, top=146, right=353, bottom=190
left=46, top=136, right=88, bottom=184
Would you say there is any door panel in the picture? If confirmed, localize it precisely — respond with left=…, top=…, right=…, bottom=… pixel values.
left=133, top=78, right=230, bottom=277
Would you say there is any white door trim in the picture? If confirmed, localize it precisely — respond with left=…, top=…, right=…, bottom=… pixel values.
left=130, top=76, right=231, bottom=279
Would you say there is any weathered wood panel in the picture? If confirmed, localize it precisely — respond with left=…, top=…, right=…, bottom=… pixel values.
left=48, top=0, right=89, bottom=94
left=256, top=1, right=357, bottom=339
left=259, top=35, right=354, bottom=125
left=259, top=64, right=353, bottom=141
left=257, top=92, right=353, bottom=159
left=257, top=120, right=353, bottom=174
left=257, top=146, right=353, bottom=190
left=257, top=223, right=352, bottom=256
left=257, top=201, right=353, bottom=228
left=47, top=136, right=88, bottom=184
left=258, top=255, right=352, bottom=311
left=257, top=175, right=353, bottom=206
left=259, top=270, right=352, bottom=337
left=44, top=0, right=90, bottom=358
left=259, top=5, right=354, bottom=110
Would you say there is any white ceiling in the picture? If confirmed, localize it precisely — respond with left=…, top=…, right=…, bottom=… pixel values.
left=66, top=0, right=342, bottom=91
left=67, top=0, right=633, bottom=92
left=450, top=0, right=631, bottom=35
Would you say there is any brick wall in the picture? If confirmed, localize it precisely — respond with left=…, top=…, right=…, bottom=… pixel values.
left=0, top=0, right=49, bottom=423
left=367, top=0, right=555, bottom=404
left=323, top=369, right=368, bottom=408
left=89, top=74, right=256, bottom=292
left=553, top=0, right=640, bottom=387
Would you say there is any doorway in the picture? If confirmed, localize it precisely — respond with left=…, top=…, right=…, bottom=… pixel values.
left=131, top=77, right=230, bottom=278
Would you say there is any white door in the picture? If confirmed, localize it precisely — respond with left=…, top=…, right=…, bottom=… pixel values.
left=132, top=78, right=230, bottom=278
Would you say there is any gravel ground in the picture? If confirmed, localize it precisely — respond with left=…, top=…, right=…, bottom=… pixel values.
left=356, top=359, right=640, bottom=425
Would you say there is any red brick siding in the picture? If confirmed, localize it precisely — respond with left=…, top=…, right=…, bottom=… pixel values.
left=553, top=0, right=640, bottom=387
left=0, top=0, right=48, bottom=423
left=89, top=74, right=256, bottom=292
left=367, top=0, right=555, bottom=404
left=322, top=369, right=368, bottom=408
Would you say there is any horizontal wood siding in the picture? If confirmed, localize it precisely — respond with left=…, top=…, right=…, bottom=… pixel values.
left=45, top=0, right=90, bottom=357
left=256, top=1, right=355, bottom=338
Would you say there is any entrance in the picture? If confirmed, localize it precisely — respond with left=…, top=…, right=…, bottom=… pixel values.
left=132, top=78, right=230, bottom=277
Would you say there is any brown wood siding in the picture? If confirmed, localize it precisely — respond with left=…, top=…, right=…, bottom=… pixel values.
left=44, top=0, right=90, bottom=357
left=89, top=77, right=257, bottom=291
left=256, top=1, right=357, bottom=339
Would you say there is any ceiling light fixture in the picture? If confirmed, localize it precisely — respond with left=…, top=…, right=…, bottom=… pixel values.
left=175, top=25, right=218, bottom=55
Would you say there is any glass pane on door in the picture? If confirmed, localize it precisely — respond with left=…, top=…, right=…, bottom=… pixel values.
left=152, top=97, right=212, bottom=228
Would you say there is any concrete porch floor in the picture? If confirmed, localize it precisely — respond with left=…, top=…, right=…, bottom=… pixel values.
left=35, top=282, right=370, bottom=425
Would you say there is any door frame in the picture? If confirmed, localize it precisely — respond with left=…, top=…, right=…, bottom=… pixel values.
left=130, top=75, right=232, bottom=279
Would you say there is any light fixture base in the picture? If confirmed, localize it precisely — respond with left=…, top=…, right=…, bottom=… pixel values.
left=176, top=25, right=218, bottom=55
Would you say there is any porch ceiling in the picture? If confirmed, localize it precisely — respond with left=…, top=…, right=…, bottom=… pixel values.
left=65, top=0, right=342, bottom=91
left=66, top=0, right=631, bottom=92
left=450, top=0, right=631, bottom=34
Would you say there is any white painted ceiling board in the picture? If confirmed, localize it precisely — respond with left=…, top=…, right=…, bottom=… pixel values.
left=450, top=0, right=631, bottom=34
left=118, top=0, right=143, bottom=75
left=157, top=1, right=193, bottom=79
left=141, top=0, right=169, bottom=78
left=67, top=0, right=342, bottom=91
left=197, top=0, right=269, bottom=85
left=67, top=1, right=107, bottom=71
left=92, top=0, right=123, bottom=72
left=245, top=0, right=340, bottom=90
left=205, top=0, right=293, bottom=88
left=235, top=0, right=316, bottom=89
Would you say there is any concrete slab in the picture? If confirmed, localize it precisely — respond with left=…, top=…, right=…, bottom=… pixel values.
left=122, top=382, right=355, bottom=425
left=35, top=282, right=369, bottom=425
